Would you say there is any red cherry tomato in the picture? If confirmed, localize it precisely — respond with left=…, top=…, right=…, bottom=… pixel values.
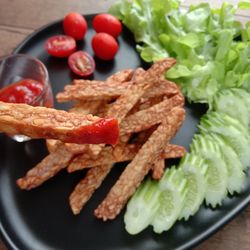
left=68, top=51, right=95, bottom=77
left=93, top=14, right=122, bottom=38
left=91, top=33, right=119, bottom=60
left=45, top=35, right=76, bottom=58
left=0, top=79, right=43, bottom=104
left=63, top=12, right=88, bottom=40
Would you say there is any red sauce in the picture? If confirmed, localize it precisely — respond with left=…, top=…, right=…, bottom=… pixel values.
left=0, top=79, right=47, bottom=105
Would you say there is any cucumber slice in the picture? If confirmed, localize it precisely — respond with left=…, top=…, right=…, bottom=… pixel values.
left=178, top=153, right=208, bottom=220
left=124, top=178, right=161, bottom=235
left=206, top=133, right=247, bottom=194
left=190, top=134, right=228, bottom=207
left=151, top=167, right=187, bottom=233
left=211, top=88, right=249, bottom=127
left=198, top=112, right=250, bottom=167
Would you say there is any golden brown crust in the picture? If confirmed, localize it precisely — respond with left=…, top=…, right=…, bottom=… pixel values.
left=0, top=101, right=115, bottom=144
left=120, top=93, right=184, bottom=134
left=94, top=107, right=185, bottom=220
left=16, top=144, right=73, bottom=190
left=69, top=164, right=113, bottom=215
left=68, top=144, right=186, bottom=172
left=15, top=58, right=187, bottom=221
left=152, top=159, right=165, bottom=180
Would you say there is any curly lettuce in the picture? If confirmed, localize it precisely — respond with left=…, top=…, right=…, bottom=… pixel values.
left=110, top=0, right=250, bottom=105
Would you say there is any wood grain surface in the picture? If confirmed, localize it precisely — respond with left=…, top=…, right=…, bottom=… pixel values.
left=0, top=0, right=250, bottom=249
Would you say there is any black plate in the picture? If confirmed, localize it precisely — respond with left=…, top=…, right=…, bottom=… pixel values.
left=0, top=14, right=250, bottom=250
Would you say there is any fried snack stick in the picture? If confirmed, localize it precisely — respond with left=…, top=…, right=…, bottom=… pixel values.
left=17, top=99, right=105, bottom=190
left=57, top=80, right=134, bottom=102
left=120, top=93, right=184, bottom=134
left=68, top=144, right=186, bottom=172
left=94, top=107, right=185, bottom=220
left=57, top=59, right=176, bottom=103
left=69, top=143, right=186, bottom=214
left=56, top=78, right=178, bottom=103
left=106, top=58, right=176, bottom=123
left=151, top=143, right=188, bottom=180
left=69, top=164, right=113, bottom=215
left=46, top=100, right=105, bottom=153
left=85, top=59, right=175, bottom=156
left=73, top=69, right=134, bottom=85
left=58, top=69, right=134, bottom=103
left=16, top=143, right=75, bottom=190
left=0, top=101, right=119, bottom=145
left=152, top=159, right=165, bottom=180
left=68, top=61, right=176, bottom=214
left=68, top=64, right=181, bottom=170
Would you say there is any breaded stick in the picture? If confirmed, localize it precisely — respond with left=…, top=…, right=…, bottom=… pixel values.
left=94, top=107, right=185, bottom=220
left=69, top=164, right=113, bottom=215
left=152, top=159, right=165, bottom=180
left=57, top=80, right=133, bottom=102
left=18, top=99, right=105, bottom=189
left=120, top=93, right=184, bottom=134
left=73, top=69, right=134, bottom=85
left=57, top=79, right=178, bottom=103
left=57, top=59, right=176, bottom=103
left=106, top=69, right=134, bottom=83
left=152, top=143, right=189, bottom=180
left=16, top=143, right=75, bottom=190
left=0, top=101, right=119, bottom=145
left=68, top=144, right=186, bottom=172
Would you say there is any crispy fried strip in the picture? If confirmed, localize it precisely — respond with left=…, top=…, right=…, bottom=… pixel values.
left=152, top=159, right=165, bottom=180
left=68, top=144, right=139, bottom=172
left=16, top=144, right=74, bottom=190
left=94, top=107, right=185, bottom=220
left=120, top=93, right=184, bottom=134
left=21, top=99, right=104, bottom=189
left=0, top=101, right=118, bottom=145
left=46, top=139, right=60, bottom=153
left=67, top=64, right=168, bottom=162
left=57, top=79, right=178, bottom=104
left=106, top=69, right=134, bottom=83
left=69, top=164, right=113, bottom=215
left=46, top=100, right=106, bottom=153
left=73, top=69, right=134, bottom=85
left=128, top=95, right=165, bottom=115
left=152, top=143, right=188, bottom=180
left=56, top=81, right=134, bottom=102
left=57, top=59, right=176, bottom=103
left=83, top=68, right=149, bottom=156
left=68, top=144, right=186, bottom=172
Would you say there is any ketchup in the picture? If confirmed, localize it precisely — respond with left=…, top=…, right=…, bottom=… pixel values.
left=0, top=79, right=52, bottom=107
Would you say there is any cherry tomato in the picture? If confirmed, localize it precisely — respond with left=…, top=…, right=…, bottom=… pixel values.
left=68, top=51, right=95, bottom=77
left=93, top=14, right=122, bottom=38
left=91, top=33, right=119, bottom=60
left=45, top=35, right=76, bottom=58
left=63, top=12, right=88, bottom=40
left=0, top=79, right=43, bottom=104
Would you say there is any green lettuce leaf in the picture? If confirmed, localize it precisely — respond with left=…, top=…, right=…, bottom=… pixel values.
left=110, top=0, right=250, bottom=104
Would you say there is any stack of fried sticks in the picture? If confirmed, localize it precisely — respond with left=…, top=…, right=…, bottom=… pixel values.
left=16, top=58, right=186, bottom=221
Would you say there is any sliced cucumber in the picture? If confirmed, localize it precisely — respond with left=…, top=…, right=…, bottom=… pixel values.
left=190, top=134, right=228, bottom=207
left=211, top=88, right=249, bottom=127
left=178, top=153, right=208, bottom=220
left=124, top=178, right=161, bottom=235
left=206, top=133, right=247, bottom=194
left=151, top=167, right=187, bottom=233
left=198, top=112, right=250, bottom=167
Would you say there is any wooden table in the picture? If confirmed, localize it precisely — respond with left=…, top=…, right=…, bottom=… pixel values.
left=0, top=0, right=250, bottom=249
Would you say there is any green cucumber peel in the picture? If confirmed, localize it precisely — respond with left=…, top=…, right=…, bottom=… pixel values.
left=151, top=167, right=187, bottom=233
